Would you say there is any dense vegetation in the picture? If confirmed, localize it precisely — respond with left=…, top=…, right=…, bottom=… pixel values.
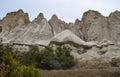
left=37, top=46, right=75, bottom=69
left=0, top=44, right=41, bottom=77
left=0, top=43, right=75, bottom=77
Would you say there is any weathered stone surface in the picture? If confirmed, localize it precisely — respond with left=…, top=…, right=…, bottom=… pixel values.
left=1, top=10, right=120, bottom=45
left=87, top=17, right=111, bottom=42
left=81, top=10, right=102, bottom=41
left=86, top=10, right=120, bottom=44
left=0, top=9, right=30, bottom=43
left=108, top=11, right=120, bottom=44
left=33, top=13, right=44, bottom=23
left=50, top=30, right=97, bottom=48
left=81, top=10, right=102, bottom=25
left=15, top=15, right=53, bottom=45
left=49, top=14, right=68, bottom=35
left=71, top=45, right=120, bottom=62
left=68, top=19, right=83, bottom=39
left=0, top=9, right=120, bottom=63
left=0, top=9, right=30, bottom=27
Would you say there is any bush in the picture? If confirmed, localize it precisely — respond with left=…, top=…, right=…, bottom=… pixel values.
left=20, top=45, right=40, bottom=66
left=0, top=44, right=75, bottom=76
left=37, top=46, right=57, bottom=69
left=0, top=44, right=4, bottom=63
left=0, top=63, right=8, bottom=77
left=10, top=65, right=41, bottom=77
left=0, top=44, right=42, bottom=77
left=37, top=45, right=75, bottom=69
left=55, top=46, right=75, bottom=69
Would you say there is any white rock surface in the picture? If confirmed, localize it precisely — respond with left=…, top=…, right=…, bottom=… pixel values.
left=51, top=29, right=97, bottom=47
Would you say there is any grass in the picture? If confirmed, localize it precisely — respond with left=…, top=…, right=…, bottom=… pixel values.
left=40, top=67, right=120, bottom=77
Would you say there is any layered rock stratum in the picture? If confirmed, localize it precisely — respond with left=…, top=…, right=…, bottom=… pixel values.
left=1, top=9, right=120, bottom=44
left=0, top=9, right=120, bottom=64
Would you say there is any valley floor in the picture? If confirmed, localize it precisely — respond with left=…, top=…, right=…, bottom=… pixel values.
left=40, top=67, right=120, bottom=77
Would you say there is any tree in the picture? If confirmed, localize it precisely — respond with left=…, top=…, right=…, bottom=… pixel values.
left=37, top=45, right=75, bottom=70
left=20, top=45, right=40, bottom=66
left=55, top=45, right=75, bottom=69
left=37, top=46, right=58, bottom=69
left=0, top=44, right=42, bottom=77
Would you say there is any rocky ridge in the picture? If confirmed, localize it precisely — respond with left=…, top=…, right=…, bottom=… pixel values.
left=1, top=10, right=120, bottom=44
left=0, top=9, right=120, bottom=64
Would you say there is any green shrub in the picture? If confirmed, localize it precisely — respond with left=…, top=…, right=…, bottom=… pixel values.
left=0, top=63, right=8, bottom=77
left=0, top=44, right=4, bottom=63
left=55, top=46, right=75, bottom=69
left=37, top=45, right=75, bottom=69
left=0, top=44, right=42, bottom=77
left=37, top=46, right=57, bottom=69
left=0, top=43, right=75, bottom=77
left=0, top=44, right=21, bottom=77
left=20, top=45, right=40, bottom=66
left=10, top=65, right=41, bottom=77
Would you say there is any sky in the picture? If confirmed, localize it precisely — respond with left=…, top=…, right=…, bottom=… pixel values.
left=0, top=0, right=120, bottom=22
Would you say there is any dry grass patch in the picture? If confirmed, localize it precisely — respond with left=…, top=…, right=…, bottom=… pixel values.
left=75, top=58, right=110, bottom=68
left=40, top=67, right=120, bottom=77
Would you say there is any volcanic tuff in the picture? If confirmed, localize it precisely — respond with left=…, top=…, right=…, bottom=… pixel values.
left=14, top=13, right=53, bottom=44
left=0, top=9, right=120, bottom=44
left=49, top=14, right=68, bottom=35
left=1, top=9, right=120, bottom=65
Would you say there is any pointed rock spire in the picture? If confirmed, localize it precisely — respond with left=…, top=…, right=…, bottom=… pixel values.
left=38, top=13, right=44, bottom=19
left=82, top=10, right=102, bottom=24
left=0, top=9, right=30, bottom=27
left=50, top=14, right=58, bottom=21
left=109, top=10, right=120, bottom=19
left=17, top=9, right=24, bottom=14
left=74, top=19, right=81, bottom=25
left=34, top=13, right=45, bottom=23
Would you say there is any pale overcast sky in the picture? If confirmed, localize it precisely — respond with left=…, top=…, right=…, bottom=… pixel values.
left=0, top=0, right=120, bottom=22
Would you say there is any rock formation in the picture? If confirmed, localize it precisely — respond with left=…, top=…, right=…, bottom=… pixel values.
left=50, top=30, right=96, bottom=48
left=68, top=19, right=83, bottom=39
left=0, top=9, right=30, bottom=27
left=80, top=10, right=103, bottom=41
left=48, top=14, right=68, bottom=35
left=86, top=10, right=120, bottom=44
left=0, top=9, right=120, bottom=65
left=14, top=13, right=53, bottom=44
left=0, top=10, right=120, bottom=44
left=108, top=11, right=120, bottom=44
left=1, top=9, right=120, bottom=45
left=0, top=9, right=30, bottom=43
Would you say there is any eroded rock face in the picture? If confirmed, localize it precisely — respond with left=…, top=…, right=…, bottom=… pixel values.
left=49, top=15, right=68, bottom=35
left=1, top=9, right=120, bottom=66
left=81, top=10, right=102, bottom=25
left=33, top=13, right=44, bottom=24
left=80, top=10, right=103, bottom=41
left=108, top=11, right=120, bottom=43
left=87, top=17, right=111, bottom=42
left=68, top=19, right=83, bottom=39
left=14, top=13, right=53, bottom=45
left=0, top=9, right=120, bottom=45
left=0, top=9, right=30, bottom=43
left=86, top=10, right=120, bottom=44
left=0, top=9, right=30, bottom=27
